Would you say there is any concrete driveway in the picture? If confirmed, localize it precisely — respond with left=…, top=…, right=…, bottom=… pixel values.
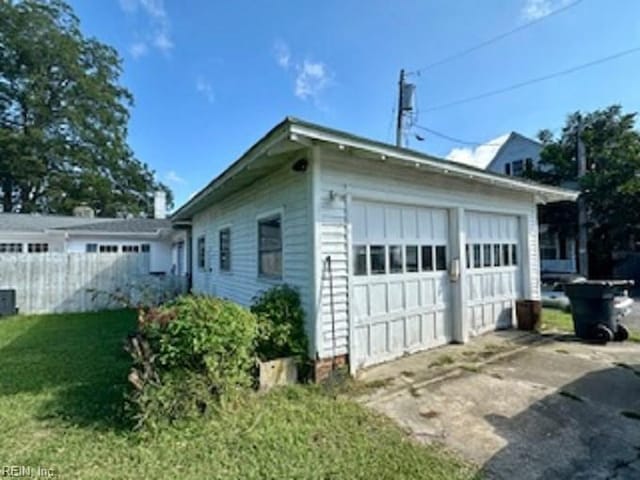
left=360, top=333, right=640, bottom=479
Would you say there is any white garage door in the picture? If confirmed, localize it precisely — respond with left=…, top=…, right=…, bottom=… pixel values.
left=464, top=211, right=522, bottom=335
left=351, top=201, right=452, bottom=368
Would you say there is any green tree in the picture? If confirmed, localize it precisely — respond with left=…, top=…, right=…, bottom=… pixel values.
left=0, top=0, right=172, bottom=216
left=528, top=105, right=640, bottom=272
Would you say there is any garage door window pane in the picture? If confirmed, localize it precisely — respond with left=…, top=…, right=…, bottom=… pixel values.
left=473, top=244, right=481, bottom=268
left=512, top=244, right=518, bottom=266
left=502, top=244, right=510, bottom=266
left=406, top=245, right=418, bottom=272
left=494, top=244, right=501, bottom=267
left=435, top=245, right=447, bottom=271
left=389, top=245, right=403, bottom=273
left=421, top=245, right=433, bottom=271
left=370, top=245, right=386, bottom=274
left=353, top=245, right=367, bottom=276
left=483, top=244, right=492, bottom=267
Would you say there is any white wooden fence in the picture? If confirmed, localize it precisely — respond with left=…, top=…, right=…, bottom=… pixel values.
left=0, top=253, right=188, bottom=314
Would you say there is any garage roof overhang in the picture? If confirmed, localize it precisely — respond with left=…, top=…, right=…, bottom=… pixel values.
left=172, top=118, right=578, bottom=221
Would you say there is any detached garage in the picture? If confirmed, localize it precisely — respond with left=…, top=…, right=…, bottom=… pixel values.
left=171, top=117, right=577, bottom=376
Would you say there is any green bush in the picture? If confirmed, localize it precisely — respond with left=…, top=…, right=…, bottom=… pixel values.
left=126, top=295, right=257, bottom=429
left=251, top=285, right=308, bottom=361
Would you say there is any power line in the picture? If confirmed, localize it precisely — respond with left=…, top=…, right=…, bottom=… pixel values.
left=411, top=0, right=584, bottom=74
left=412, top=124, right=506, bottom=146
left=422, top=46, right=640, bottom=112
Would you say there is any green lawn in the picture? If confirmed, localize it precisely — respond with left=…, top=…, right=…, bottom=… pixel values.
left=0, top=310, right=477, bottom=479
left=540, top=308, right=640, bottom=342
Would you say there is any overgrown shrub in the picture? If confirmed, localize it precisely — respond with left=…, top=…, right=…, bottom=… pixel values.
left=126, top=295, right=257, bottom=429
left=251, top=285, right=308, bottom=361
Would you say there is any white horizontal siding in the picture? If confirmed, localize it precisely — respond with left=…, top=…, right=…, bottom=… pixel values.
left=191, top=161, right=312, bottom=340
left=317, top=148, right=539, bottom=360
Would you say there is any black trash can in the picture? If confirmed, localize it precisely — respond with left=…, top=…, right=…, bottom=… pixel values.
left=564, top=280, right=634, bottom=343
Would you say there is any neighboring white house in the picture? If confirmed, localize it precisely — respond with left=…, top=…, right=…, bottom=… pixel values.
left=0, top=193, right=179, bottom=274
left=172, top=118, right=576, bottom=374
left=449, top=131, right=578, bottom=274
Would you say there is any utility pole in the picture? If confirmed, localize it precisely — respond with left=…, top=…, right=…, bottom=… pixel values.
left=577, top=117, right=589, bottom=278
left=395, top=69, right=405, bottom=147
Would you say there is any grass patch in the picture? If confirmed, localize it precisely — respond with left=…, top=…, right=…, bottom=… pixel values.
left=429, top=354, right=456, bottom=368
left=559, top=390, right=584, bottom=402
left=541, top=308, right=640, bottom=341
left=0, top=310, right=477, bottom=479
left=621, top=411, right=640, bottom=421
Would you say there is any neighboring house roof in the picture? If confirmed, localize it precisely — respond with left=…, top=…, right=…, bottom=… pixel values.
left=172, top=117, right=577, bottom=221
left=0, top=213, right=170, bottom=234
left=446, top=131, right=542, bottom=170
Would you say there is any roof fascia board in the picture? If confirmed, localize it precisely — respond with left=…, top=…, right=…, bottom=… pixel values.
left=171, top=124, right=291, bottom=220
left=289, top=123, right=577, bottom=202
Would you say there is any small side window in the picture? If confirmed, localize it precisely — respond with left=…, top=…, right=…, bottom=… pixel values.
left=483, top=244, right=492, bottom=268
left=435, top=246, right=447, bottom=271
left=197, top=236, right=206, bottom=270
left=465, top=244, right=471, bottom=269
left=405, top=245, right=418, bottom=272
left=473, top=244, right=481, bottom=268
left=389, top=245, right=403, bottom=274
left=502, top=244, right=510, bottom=266
left=370, top=245, right=386, bottom=274
left=353, top=245, right=367, bottom=276
left=219, top=228, right=231, bottom=272
left=421, top=245, right=433, bottom=272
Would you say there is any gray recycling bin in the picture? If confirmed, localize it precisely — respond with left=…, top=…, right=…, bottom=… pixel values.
left=564, top=280, right=634, bottom=343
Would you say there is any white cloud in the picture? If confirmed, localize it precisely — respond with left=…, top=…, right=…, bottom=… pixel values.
left=521, top=0, right=571, bottom=20
left=129, top=42, right=148, bottom=59
left=294, top=60, right=330, bottom=101
left=119, top=0, right=173, bottom=57
left=445, top=133, right=510, bottom=169
left=195, top=76, right=215, bottom=104
left=165, top=170, right=187, bottom=185
left=273, top=40, right=291, bottom=69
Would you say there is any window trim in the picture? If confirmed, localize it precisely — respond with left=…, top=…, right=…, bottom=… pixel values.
left=257, top=209, right=284, bottom=280
left=218, top=225, right=232, bottom=273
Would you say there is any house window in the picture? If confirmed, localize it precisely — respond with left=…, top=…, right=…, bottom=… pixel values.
left=504, top=163, right=511, bottom=175
left=219, top=228, right=231, bottom=272
left=512, top=244, right=518, bottom=266
left=493, top=244, right=501, bottom=267
left=405, top=245, right=418, bottom=272
left=141, top=244, right=150, bottom=253
left=122, top=245, right=140, bottom=253
left=370, top=245, right=386, bottom=275
left=473, top=244, right=481, bottom=268
left=389, top=245, right=403, bottom=274
left=28, top=243, right=49, bottom=253
left=483, top=244, right=492, bottom=267
left=0, top=243, right=23, bottom=253
left=99, top=245, right=118, bottom=253
left=525, top=158, right=534, bottom=173
left=465, top=244, right=471, bottom=269
left=421, top=245, right=433, bottom=271
left=435, top=246, right=447, bottom=271
left=258, top=215, right=282, bottom=278
left=197, top=236, right=206, bottom=270
left=353, top=245, right=367, bottom=276
left=540, top=231, right=557, bottom=260
left=502, top=244, right=511, bottom=266
left=86, top=243, right=97, bottom=253
left=512, top=159, right=524, bottom=176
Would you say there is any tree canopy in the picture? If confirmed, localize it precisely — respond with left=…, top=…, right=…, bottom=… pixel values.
left=529, top=105, right=640, bottom=259
left=0, top=0, right=172, bottom=216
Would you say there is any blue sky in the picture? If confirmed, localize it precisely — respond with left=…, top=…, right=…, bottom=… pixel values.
left=69, top=0, right=640, bottom=209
